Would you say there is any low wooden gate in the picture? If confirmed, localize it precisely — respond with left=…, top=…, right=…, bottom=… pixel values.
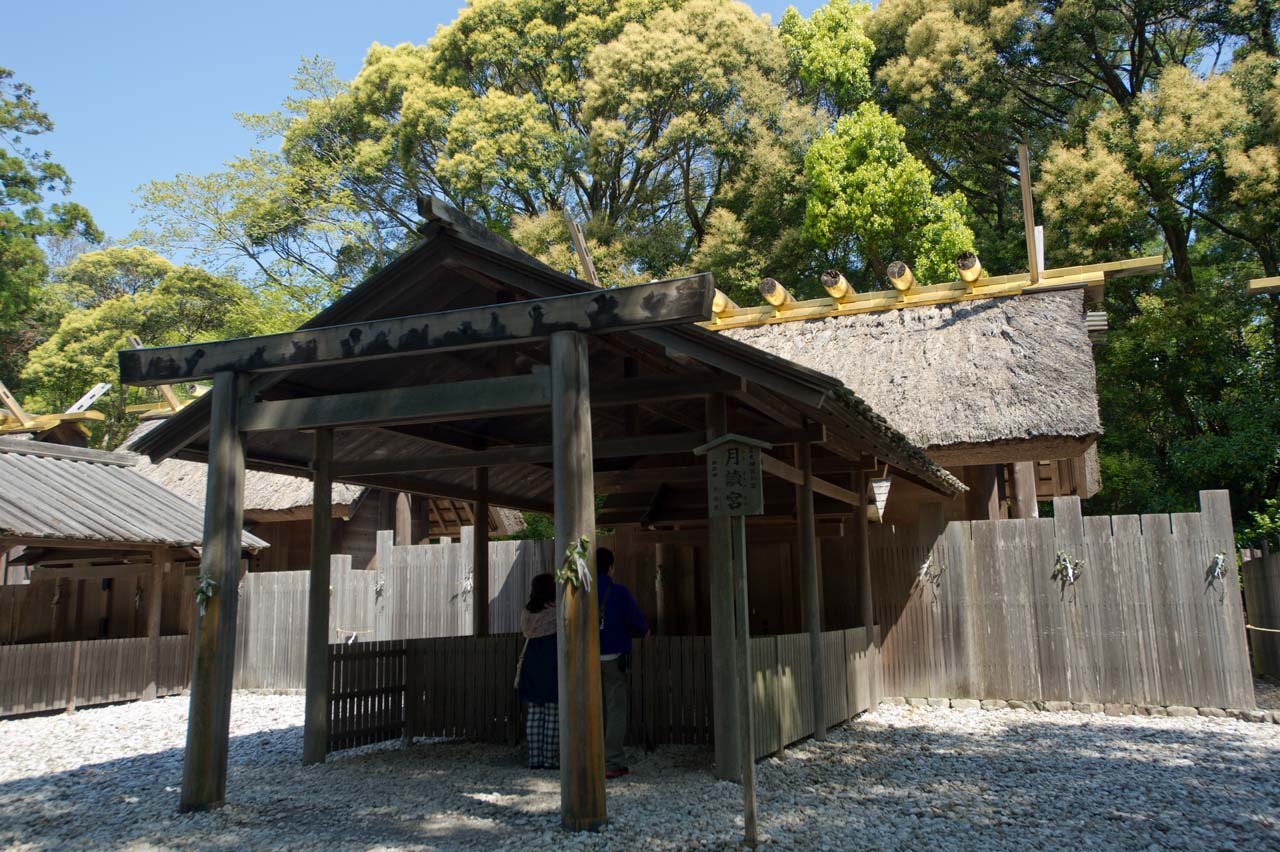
left=327, top=627, right=881, bottom=757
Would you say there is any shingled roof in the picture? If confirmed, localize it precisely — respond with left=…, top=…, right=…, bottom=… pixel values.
left=723, top=291, right=1100, bottom=451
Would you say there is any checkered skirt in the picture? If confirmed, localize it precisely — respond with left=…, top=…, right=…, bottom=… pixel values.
left=526, top=702, right=559, bottom=769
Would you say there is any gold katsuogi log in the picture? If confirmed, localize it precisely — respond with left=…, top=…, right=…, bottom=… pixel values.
left=758, top=277, right=796, bottom=309
left=956, top=252, right=983, bottom=286
left=886, top=261, right=916, bottom=294
left=711, top=288, right=739, bottom=316
left=820, top=270, right=854, bottom=302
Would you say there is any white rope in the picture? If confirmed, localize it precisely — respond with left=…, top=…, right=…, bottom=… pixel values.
left=335, top=625, right=375, bottom=645
left=1246, top=624, right=1280, bottom=634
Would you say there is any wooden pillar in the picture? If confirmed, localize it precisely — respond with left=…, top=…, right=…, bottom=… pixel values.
left=303, top=428, right=333, bottom=766
left=143, top=549, right=168, bottom=700
left=706, top=393, right=741, bottom=781
left=472, top=468, right=490, bottom=637
left=179, top=370, right=246, bottom=812
left=394, top=492, right=413, bottom=546
left=855, top=471, right=874, bottom=632
left=551, top=331, right=606, bottom=831
left=796, top=439, right=826, bottom=741
left=1009, top=461, right=1040, bottom=519
left=964, top=465, right=1001, bottom=520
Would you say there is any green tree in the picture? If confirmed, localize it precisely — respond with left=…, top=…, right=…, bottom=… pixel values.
left=138, top=1, right=821, bottom=295
left=21, top=248, right=292, bottom=448
left=803, top=103, right=975, bottom=286
left=779, top=0, right=875, bottom=118
left=0, top=67, right=100, bottom=388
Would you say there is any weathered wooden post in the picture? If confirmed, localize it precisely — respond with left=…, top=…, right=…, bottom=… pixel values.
left=303, top=427, right=333, bottom=765
left=1009, top=462, right=1039, bottom=519
left=696, top=433, right=769, bottom=848
left=180, top=370, right=246, bottom=812
left=143, top=548, right=168, bottom=701
left=796, top=438, right=826, bottom=741
left=472, top=467, right=490, bottom=637
left=705, top=393, right=741, bottom=782
left=854, top=472, right=874, bottom=633
left=551, top=330, right=607, bottom=831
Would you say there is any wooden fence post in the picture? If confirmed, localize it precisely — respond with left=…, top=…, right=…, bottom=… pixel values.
left=551, top=331, right=606, bottom=831
left=179, top=370, right=247, bottom=812
left=303, top=428, right=333, bottom=765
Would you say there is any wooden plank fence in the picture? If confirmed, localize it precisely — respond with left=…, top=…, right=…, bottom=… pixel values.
left=0, top=634, right=191, bottom=716
left=873, top=492, right=1254, bottom=709
left=327, top=626, right=880, bottom=758
left=1243, top=551, right=1280, bottom=678
left=235, top=539, right=553, bottom=689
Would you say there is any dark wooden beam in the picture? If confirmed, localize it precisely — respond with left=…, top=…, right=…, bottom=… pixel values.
left=242, top=374, right=550, bottom=433
left=332, top=424, right=824, bottom=478
left=119, top=275, right=715, bottom=386
left=240, top=371, right=740, bottom=434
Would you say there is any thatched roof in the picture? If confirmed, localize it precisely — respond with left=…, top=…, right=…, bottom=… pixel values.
left=724, top=291, right=1100, bottom=450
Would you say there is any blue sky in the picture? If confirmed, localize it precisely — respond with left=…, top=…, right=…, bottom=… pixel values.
left=4, top=0, right=824, bottom=243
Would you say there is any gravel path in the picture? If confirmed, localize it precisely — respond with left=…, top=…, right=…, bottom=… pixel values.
left=2, top=695, right=1278, bottom=851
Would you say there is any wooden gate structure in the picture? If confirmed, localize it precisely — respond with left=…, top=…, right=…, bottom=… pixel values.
left=121, top=200, right=961, bottom=827
left=325, top=627, right=881, bottom=757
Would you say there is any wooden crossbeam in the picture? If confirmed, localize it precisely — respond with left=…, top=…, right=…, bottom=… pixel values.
left=242, top=374, right=549, bottom=433
left=119, top=275, right=715, bottom=386
left=331, top=424, right=826, bottom=478
left=702, top=256, right=1162, bottom=332
left=240, top=371, right=740, bottom=434
left=1247, top=276, right=1280, bottom=295
left=760, top=452, right=861, bottom=505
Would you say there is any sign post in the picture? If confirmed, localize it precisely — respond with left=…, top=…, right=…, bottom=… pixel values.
left=695, top=434, right=770, bottom=847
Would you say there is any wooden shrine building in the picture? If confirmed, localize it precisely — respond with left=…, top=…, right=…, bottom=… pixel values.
left=708, top=257, right=1161, bottom=523
left=0, top=437, right=265, bottom=709
left=122, top=200, right=962, bottom=825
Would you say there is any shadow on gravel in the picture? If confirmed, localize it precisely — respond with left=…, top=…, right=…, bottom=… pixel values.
left=2, top=712, right=1278, bottom=851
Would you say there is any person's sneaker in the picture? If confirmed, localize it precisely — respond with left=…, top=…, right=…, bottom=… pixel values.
left=605, top=768, right=630, bottom=779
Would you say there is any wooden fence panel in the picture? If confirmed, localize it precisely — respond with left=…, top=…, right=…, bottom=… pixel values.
left=0, top=636, right=190, bottom=717
left=874, top=492, right=1252, bottom=710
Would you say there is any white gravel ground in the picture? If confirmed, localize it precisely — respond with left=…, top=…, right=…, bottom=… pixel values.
left=1, top=694, right=1278, bottom=851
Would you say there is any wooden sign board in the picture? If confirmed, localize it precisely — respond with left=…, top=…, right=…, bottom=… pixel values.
left=698, top=436, right=768, bottom=518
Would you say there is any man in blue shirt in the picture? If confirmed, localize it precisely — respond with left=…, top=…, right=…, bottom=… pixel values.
left=596, top=547, right=648, bottom=778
